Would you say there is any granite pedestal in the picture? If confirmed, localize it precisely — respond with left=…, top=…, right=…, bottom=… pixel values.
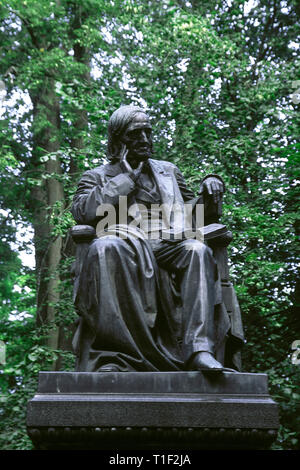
left=27, top=371, right=279, bottom=450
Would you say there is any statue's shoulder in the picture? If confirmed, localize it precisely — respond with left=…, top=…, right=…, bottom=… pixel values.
left=79, top=162, right=117, bottom=181
left=88, top=162, right=112, bottom=174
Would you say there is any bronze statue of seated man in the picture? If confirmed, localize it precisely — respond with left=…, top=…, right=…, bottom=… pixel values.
left=71, top=105, right=243, bottom=373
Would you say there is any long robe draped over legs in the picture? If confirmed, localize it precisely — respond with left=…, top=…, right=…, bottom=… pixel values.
left=74, top=225, right=231, bottom=372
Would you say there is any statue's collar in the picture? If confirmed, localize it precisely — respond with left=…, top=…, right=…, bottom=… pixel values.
left=148, top=159, right=167, bottom=174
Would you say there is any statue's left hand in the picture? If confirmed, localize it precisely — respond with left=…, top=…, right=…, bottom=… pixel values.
left=201, top=177, right=224, bottom=205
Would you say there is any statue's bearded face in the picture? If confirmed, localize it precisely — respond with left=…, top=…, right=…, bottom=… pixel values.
left=121, top=112, right=152, bottom=162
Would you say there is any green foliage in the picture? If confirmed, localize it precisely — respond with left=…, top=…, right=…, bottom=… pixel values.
left=0, top=0, right=299, bottom=450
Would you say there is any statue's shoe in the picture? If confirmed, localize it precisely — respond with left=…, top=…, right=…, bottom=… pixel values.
left=187, top=352, right=224, bottom=372
left=187, top=353, right=238, bottom=374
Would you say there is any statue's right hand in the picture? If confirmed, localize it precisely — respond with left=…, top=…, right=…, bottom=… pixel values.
left=120, top=145, right=144, bottom=182
left=120, top=145, right=132, bottom=173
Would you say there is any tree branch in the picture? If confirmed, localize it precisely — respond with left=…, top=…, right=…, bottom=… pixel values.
left=6, top=7, right=41, bottom=49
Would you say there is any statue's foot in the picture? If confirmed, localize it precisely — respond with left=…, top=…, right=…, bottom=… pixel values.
left=187, top=352, right=224, bottom=372
left=98, top=364, right=121, bottom=372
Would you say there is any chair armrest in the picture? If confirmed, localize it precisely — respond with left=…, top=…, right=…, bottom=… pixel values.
left=206, top=231, right=233, bottom=248
left=201, top=224, right=233, bottom=248
left=70, top=225, right=96, bottom=244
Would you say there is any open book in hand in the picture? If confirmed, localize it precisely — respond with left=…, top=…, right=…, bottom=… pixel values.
left=161, top=224, right=228, bottom=242
left=201, top=223, right=228, bottom=240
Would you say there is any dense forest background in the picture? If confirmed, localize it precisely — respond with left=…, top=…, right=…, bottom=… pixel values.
left=0, top=0, right=299, bottom=450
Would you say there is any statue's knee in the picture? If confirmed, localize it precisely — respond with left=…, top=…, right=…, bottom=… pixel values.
left=183, top=239, right=208, bottom=253
left=183, top=240, right=214, bottom=263
left=88, top=236, right=127, bottom=256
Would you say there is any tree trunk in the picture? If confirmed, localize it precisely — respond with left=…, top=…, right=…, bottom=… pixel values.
left=30, top=77, right=65, bottom=358
left=69, top=4, right=91, bottom=177
left=56, top=5, right=92, bottom=364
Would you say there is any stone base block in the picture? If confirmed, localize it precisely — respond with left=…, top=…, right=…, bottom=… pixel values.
left=27, top=371, right=279, bottom=450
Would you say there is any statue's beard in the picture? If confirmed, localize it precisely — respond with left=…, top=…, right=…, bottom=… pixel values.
left=134, top=146, right=151, bottom=158
left=127, top=142, right=152, bottom=161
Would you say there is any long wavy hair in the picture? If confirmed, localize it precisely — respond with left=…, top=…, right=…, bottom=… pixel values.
left=107, top=105, right=153, bottom=162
